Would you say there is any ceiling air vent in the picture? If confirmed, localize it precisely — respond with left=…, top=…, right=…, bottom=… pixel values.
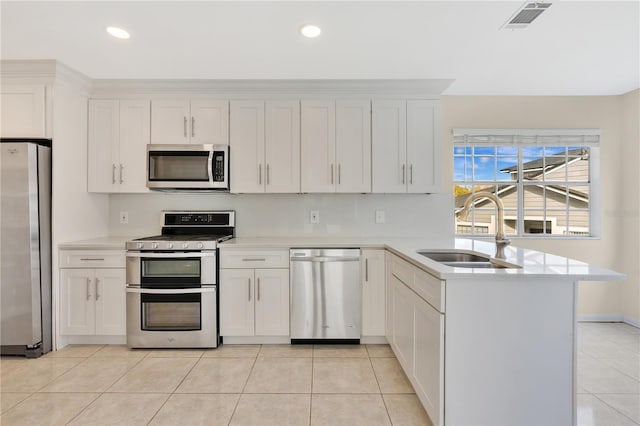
left=502, top=2, right=552, bottom=30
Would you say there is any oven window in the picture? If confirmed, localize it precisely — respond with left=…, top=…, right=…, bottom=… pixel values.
left=149, top=151, right=210, bottom=181
left=142, top=259, right=200, bottom=278
left=141, top=293, right=201, bottom=331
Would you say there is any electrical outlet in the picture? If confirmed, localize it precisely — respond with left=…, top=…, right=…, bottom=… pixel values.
left=310, top=210, right=320, bottom=224
left=375, top=210, right=385, bottom=224
left=119, top=211, right=129, bottom=224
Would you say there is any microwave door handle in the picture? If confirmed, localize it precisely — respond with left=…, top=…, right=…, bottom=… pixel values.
left=208, top=150, right=214, bottom=184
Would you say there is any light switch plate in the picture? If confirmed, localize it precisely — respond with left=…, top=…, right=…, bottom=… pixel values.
left=375, top=210, right=385, bottom=224
left=120, top=211, right=129, bottom=224
left=310, top=210, right=320, bottom=224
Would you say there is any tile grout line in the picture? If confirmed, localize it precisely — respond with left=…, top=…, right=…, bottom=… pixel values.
left=366, top=348, right=394, bottom=425
left=145, top=350, right=205, bottom=425
left=227, top=345, right=262, bottom=425
left=590, top=393, right=640, bottom=425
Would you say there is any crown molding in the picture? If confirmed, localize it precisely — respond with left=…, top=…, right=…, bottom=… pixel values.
left=90, top=78, right=455, bottom=99
left=1, top=60, right=92, bottom=92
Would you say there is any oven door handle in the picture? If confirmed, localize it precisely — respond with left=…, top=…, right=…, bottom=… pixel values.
left=126, top=252, right=216, bottom=259
left=125, top=287, right=217, bottom=294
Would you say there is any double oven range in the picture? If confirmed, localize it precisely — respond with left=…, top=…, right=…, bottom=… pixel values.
left=125, top=211, right=235, bottom=348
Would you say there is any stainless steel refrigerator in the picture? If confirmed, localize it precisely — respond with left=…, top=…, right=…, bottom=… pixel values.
left=1, top=138, right=52, bottom=357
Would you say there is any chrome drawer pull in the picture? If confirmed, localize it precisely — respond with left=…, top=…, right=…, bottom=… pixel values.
left=242, top=258, right=266, bottom=262
left=80, top=258, right=105, bottom=261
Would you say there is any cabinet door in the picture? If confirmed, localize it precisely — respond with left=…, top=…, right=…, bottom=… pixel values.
left=88, top=100, right=119, bottom=193
left=254, top=269, right=290, bottom=336
left=0, top=85, right=45, bottom=137
left=220, top=269, right=255, bottom=336
left=151, top=100, right=190, bottom=144
left=230, top=100, right=265, bottom=193
left=336, top=100, right=371, bottom=193
left=94, top=268, right=126, bottom=335
left=60, top=269, right=95, bottom=335
left=391, top=276, right=414, bottom=372
left=265, top=101, right=301, bottom=193
left=301, top=100, right=336, bottom=193
left=407, top=100, right=440, bottom=193
left=118, top=100, right=150, bottom=193
left=372, top=100, right=407, bottom=193
left=362, top=249, right=385, bottom=336
left=413, top=296, right=444, bottom=426
left=191, top=100, right=229, bottom=145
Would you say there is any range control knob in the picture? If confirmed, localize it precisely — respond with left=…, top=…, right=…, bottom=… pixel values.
left=197, top=242, right=204, bottom=249
left=182, top=242, right=189, bottom=249
left=167, top=243, right=173, bottom=249
left=152, top=242, right=159, bottom=249
left=137, top=242, right=144, bottom=249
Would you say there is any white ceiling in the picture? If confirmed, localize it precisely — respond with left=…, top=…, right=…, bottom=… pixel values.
left=1, top=1, right=638, bottom=95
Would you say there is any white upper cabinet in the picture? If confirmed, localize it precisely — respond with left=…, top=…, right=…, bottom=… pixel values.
left=407, top=100, right=440, bottom=193
left=151, top=99, right=228, bottom=145
left=301, top=100, right=336, bottom=193
left=336, top=100, right=371, bottom=193
left=372, top=99, right=440, bottom=193
left=301, top=99, right=371, bottom=193
left=88, top=99, right=150, bottom=193
left=1, top=84, right=46, bottom=138
left=265, top=101, right=300, bottom=193
left=230, top=100, right=300, bottom=193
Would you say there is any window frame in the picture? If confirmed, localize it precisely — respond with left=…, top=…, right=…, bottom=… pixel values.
left=452, top=128, right=601, bottom=240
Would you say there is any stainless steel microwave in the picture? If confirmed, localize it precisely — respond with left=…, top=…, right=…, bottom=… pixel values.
left=146, top=144, right=229, bottom=191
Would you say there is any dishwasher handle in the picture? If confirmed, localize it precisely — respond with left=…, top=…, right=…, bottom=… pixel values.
left=290, top=256, right=361, bottom=262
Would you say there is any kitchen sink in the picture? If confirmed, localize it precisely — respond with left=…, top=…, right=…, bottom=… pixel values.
left=416, top=250, right=521, bottom=269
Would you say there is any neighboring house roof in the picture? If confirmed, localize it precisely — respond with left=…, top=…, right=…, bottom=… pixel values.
left=500, top=148, right=588, bottom=178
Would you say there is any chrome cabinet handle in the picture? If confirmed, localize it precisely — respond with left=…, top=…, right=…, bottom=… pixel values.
left=86, top=278, right=92, bottom=300
left=266, top=164, right=270, bottom=185
left=95, top=278, right=101, bottom=301
left=191, top=117, right=195, bottom=137
left=112, top=164, right=116, bottom=184
left=365, top=259, right=369, bottom=282
left=402, top=164, right=406, bottom=184
left=331, top=164, right=334, bottom=184
left=183, top=117, right=187, bottom=138
left=258, top=164, right=262, bottom=185
left=248, top=278, right=251, bottom=301
left=120, top=164, right=124, bottom=184
left=80, top=258, right=105, bottom=261
left=242, top=258, right=266, bottom=262
left=338, top=164, right=341, bottom=185
left=257, top=278, right=261, bottom=301
left=409, top=164, right=413, bottom=185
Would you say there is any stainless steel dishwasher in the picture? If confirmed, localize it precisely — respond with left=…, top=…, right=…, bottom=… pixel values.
left=290, top=248, right=361, bottom=343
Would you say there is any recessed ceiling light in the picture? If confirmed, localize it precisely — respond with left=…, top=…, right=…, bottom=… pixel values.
left=106, top=26, right=130, bottom=40
left=300, top=24, right=321, bottom=39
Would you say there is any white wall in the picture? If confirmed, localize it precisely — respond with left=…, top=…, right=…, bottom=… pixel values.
left=441, top=94, right=636, bottom=324
left=108, top=193, right=452, bottom=240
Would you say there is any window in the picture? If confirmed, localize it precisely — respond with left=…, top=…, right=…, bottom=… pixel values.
left=453, top=129, right=600, bottom=238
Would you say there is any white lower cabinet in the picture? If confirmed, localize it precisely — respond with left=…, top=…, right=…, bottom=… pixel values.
left=361, top=249, right=385, bottom=336
left=59, top=268, right=126, bottom=336
left=220, top=268, right=289, bottom=337
left=386, top=253, right=444, bottom=426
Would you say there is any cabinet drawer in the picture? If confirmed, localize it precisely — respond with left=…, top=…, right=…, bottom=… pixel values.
left=390, top=255, right=413, bottom=286
left=413, top=268, right=445, bottom=313
left=59, top=250, right=125, bottom=268
left=220, top=249, right=289, bottom=269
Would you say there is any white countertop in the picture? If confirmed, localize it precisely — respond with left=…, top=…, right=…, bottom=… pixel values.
left=58, top=236, right=138, bottom=250
left=221, top=237, right=624, bottom=281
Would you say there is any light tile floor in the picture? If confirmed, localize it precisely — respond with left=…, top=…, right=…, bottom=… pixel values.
left=0, top=322, right=637, bottom=425
left=0, top=344, right=429, bottom=426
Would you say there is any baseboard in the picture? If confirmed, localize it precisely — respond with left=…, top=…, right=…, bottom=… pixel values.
left=578, top=315, right=640, bottom=329
left=221, top=336, right=290, bottom=345
left=361, top=336, right=389, bottom=344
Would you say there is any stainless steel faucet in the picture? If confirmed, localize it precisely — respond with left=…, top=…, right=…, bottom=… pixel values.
left=459, top=191, right=511, bottom=259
